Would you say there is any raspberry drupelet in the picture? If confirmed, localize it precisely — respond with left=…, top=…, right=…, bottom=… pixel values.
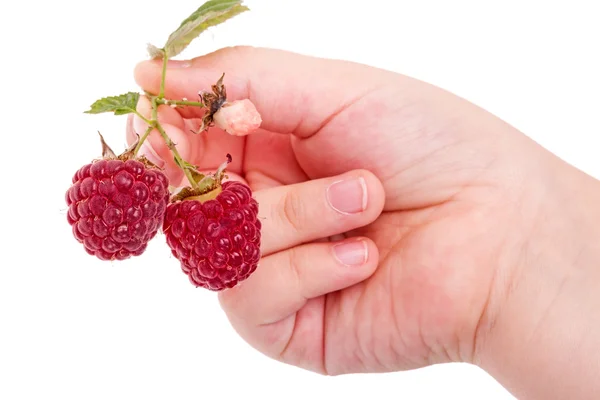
left=66, top=135, right=170, bottom=261
left=163, top=180, right=261, bottom=291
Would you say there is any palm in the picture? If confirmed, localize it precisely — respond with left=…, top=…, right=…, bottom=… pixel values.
left=168, top=87, right=516, bottom=374
left=128, top=53, right=523, bottom=374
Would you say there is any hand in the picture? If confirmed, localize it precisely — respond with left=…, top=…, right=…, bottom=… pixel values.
left=126, top=46, right=599, bottom=391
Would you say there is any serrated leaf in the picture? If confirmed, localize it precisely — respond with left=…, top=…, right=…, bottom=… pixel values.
left=85, top=92, right=140, bottom=115
left=154, top=0, right=249, bottom=59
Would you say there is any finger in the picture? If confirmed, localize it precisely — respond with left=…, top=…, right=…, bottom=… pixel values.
left=254, top=169, right=385, bottom=256
left=133, top=94, right=187, bottom=131
left=219, top=237, right=378, bottom=325
left=124, top=95, right=190, bottom=185
left=124, top=103, right=246, bottom=186
left=125, top=113, right=165, bottom=169
left=243, top=130, right=309, bottom=190
left=126, top=95, right=187, bottom=161
left=126, top=119, right=190, bottom=187
left=133, top=46, right=397, bottom=137
left=133, top=118, right=245, bottom=177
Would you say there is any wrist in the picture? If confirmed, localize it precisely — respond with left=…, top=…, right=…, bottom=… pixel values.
left=475, top=145, right=600, bottom=399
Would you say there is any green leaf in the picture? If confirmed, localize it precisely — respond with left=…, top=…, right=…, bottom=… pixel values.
left=85, top=92, right=140, bottom=115
left=153, top=0, right=249, bottom=59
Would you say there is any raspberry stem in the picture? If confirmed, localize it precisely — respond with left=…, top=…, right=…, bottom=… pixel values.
left=127, top=51, right=205, bottom=191
left=156, top=98, right=205, bottom=108
left=150, top=96, right=200, bottom=190
left=133, top=125, right=154, bottom=155
left=129, top=52, right=221, bottom=193
left=133, top=111, right=152, bottom=125
left=152, top=53, right=203, bottom=189
left=159, top=54, right=168, bottom=98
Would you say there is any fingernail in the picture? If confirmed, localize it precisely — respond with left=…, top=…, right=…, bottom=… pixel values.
left=333, top=240, right=368, bottom=266
left=167, top=59, right=192, bottom=68
left=326, top=177, right=368, bottom=214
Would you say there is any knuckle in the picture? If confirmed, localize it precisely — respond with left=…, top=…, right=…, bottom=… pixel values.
left=280, top=188, right=306, bottom=235
left=218, top=45, right=256, bottom=66
left=286, top=247, right=306, bottom=298
left=228, top=45, right=256, bottom=56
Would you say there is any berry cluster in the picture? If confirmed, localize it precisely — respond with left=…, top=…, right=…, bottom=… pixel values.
left=65, top=0, right=262, bottom=291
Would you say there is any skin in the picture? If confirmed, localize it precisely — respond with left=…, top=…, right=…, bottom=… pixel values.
left=126, top=46, right=600, bottom=399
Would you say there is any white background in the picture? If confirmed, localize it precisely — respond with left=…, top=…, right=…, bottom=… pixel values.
left=1, top=0, right=599, bottom=399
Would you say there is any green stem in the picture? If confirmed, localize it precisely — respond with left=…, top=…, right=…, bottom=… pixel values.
left=133, top=125, right=154, bottom=155
left=151, top=97, right=199, bottom=189
left=159, top=53, right=168, bottom=98
left=156, top=98, right=205, bottom=108
left=135, top=52, right=206, bottom=191
left=133, top=111, right=152, bottom=125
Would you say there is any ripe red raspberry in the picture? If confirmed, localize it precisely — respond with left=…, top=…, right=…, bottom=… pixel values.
left=163, top=180, right=261, bottom=291
left=65, top=136, right=170, bottom=261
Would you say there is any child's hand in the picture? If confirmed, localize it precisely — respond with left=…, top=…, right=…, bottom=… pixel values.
left=126, top=47, right=600, bottom=399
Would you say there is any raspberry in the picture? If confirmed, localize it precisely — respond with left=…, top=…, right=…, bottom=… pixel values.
left=213, top=99, right=262, bottom=137
left=163, top=180, right=261, bottom=291
left=65, top=135, right=170, bottom=261
left=71, top=4, right=262, bottom=287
